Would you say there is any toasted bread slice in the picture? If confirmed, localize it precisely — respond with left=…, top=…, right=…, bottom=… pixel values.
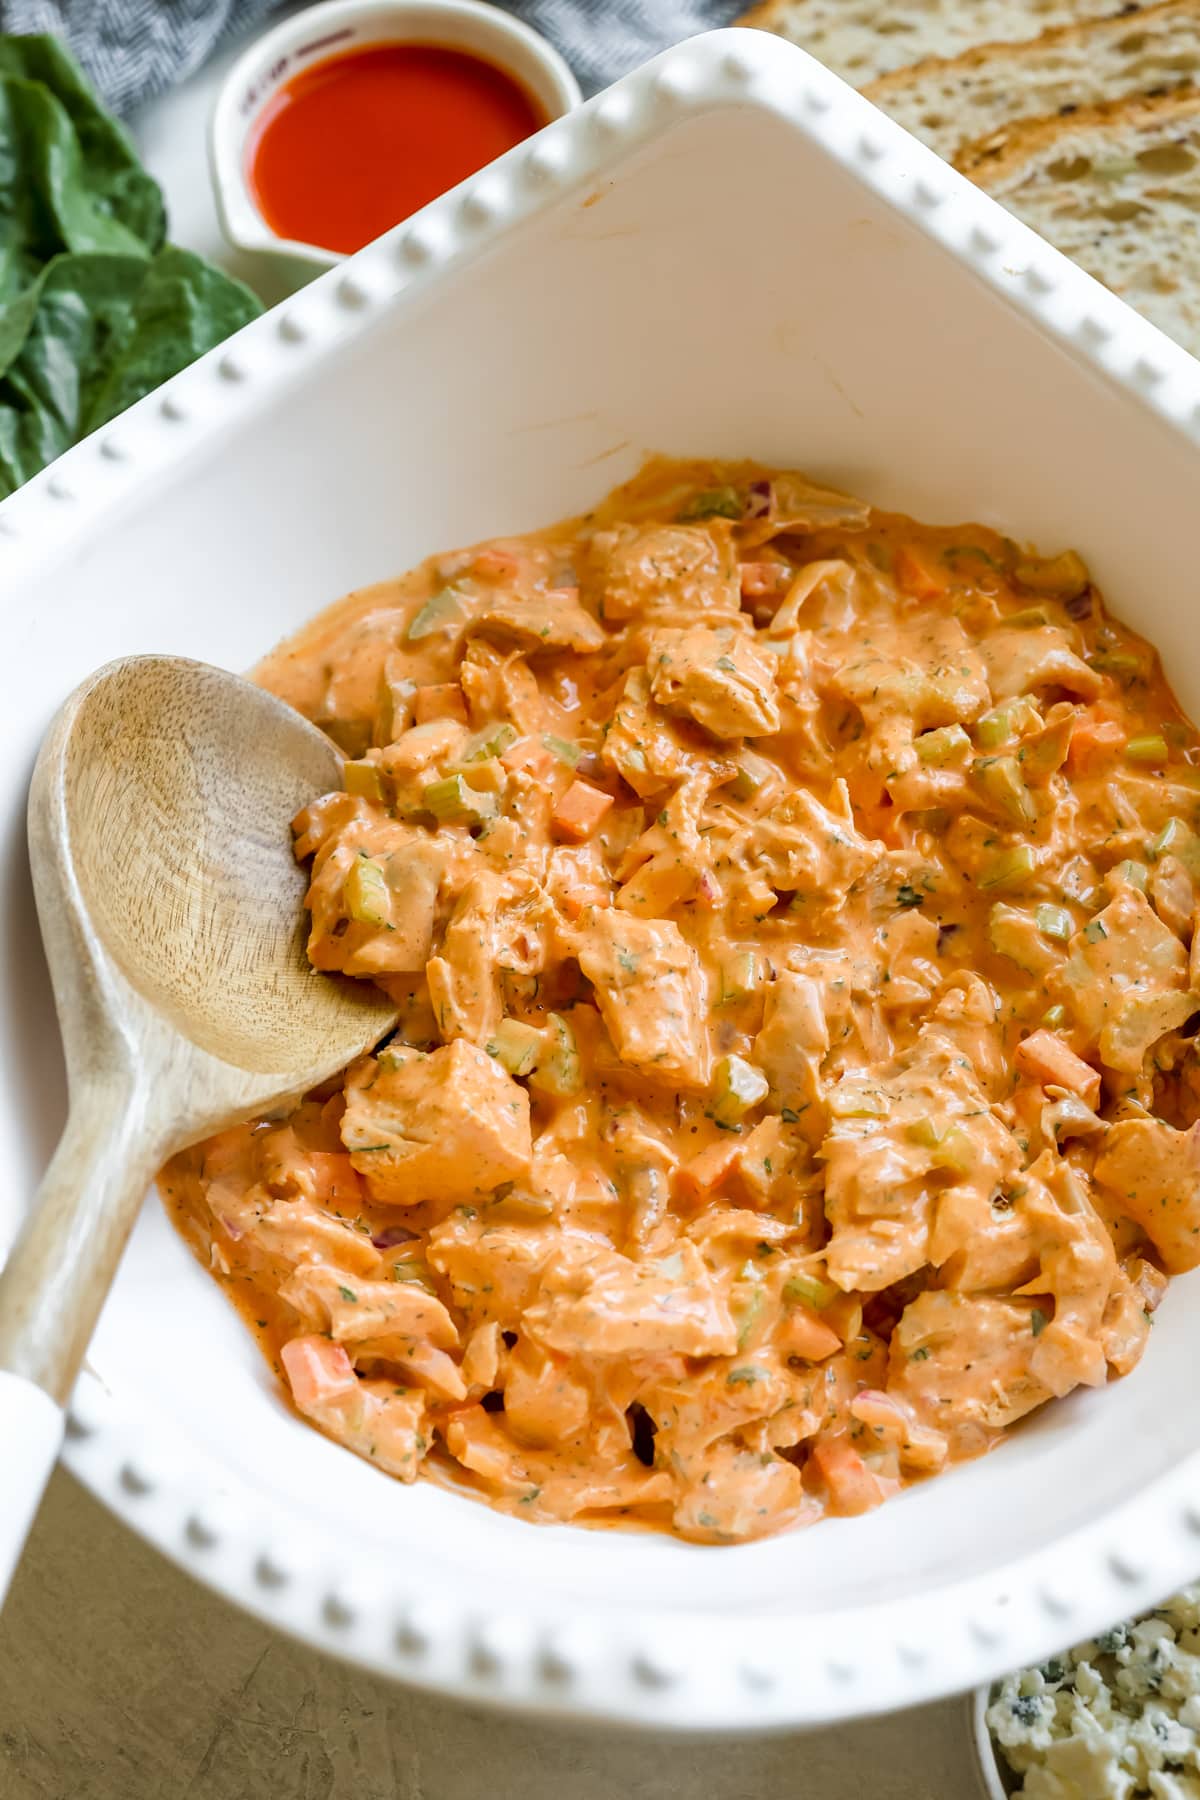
left=864, top=0, right=1200, bottom=165
left=737, top=0, right=1142, bottom=89
left=962, top=87, right=1200, bottom=355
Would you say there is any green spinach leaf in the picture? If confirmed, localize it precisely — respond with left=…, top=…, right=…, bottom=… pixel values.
left=0, top=35, right=260, bottom=498
left=0, top=248, right=260, bottom=494
left=0, top=36, right=165, bottom=268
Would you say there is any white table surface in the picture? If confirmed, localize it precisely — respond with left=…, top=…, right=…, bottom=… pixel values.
left=0, top=24, right=988, bottom=1797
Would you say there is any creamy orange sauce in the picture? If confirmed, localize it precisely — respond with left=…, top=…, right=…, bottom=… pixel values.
left=160, top=457, right=1200, bottom=1544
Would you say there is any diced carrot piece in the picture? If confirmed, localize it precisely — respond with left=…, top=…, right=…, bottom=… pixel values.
left=472, top=546, right=523, bottom=579
left=501, top=733, right=554, bottom=778
left=675, top=1138, right=741, bottom=1203
left=1014, top=1029, right=1101, bottom=1107
left=739, top=561, right=792, bottom=599
left=810, top=1437, right=887, bottom=1517
left=778, top=1306, right=841, bottom=1362
left=414, top=683, right=468, bottom=725
left=559, top=884, right=612, bottom=921
left=894, top=544, right=950, bottom=601
left=1067, top=715, right=1125, bottom=773
left=304, top=1151, right=366, bottom=1209
left=281, top=1334, right=358, bottom=1410
left=552, top=780, right=614, bottom=842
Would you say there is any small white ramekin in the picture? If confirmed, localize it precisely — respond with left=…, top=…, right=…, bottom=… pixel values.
left=210, top=0, right=581, bottom=279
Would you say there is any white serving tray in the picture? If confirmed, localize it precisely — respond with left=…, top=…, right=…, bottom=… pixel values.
left=4, top=27, right=1200, bottom=1733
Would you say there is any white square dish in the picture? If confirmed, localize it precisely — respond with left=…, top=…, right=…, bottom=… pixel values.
left=4, top=27, right=1200, bottom=1733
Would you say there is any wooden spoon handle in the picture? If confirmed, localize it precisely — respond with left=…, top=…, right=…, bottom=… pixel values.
left=0, top=1075, right=159, bottom=1403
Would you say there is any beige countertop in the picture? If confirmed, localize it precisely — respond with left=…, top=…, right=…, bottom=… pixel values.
left=0, top=1470, right=984, bottom=1799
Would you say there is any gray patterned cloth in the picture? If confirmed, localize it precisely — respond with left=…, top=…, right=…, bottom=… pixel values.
left=0, top=0, right=742, bottom=116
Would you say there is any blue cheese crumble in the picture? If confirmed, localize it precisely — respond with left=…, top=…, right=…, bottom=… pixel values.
left=988, top=1589, right=1200, bottom=1797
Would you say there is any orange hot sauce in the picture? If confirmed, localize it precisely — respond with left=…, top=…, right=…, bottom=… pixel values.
left=247, top=42, right=546, bottom=255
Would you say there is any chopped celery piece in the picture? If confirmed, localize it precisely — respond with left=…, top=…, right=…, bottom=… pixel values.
left=1148, top=818, right=1200, bottom=877
left=407, top=585, right=467, bottom=642
left=444, top=757, right=506, bottom=793
left=542, top=733, right=582, bottom=767
left=343, top=759, right=386, bottom=801
left=678, top=486, right=742, bottom=522
left=1088, top=648, right=1143, bottom=678
left=931, top=1126, right=974, bottom=1177
left=979, top=844, right=1037, bottom=891
left=1084, top=917, right=1108, bottom=943
left=1021, top=713, right=1075, bottom=784
left=462, top=722, right=517, bottom=762
left=376, top=669, right=417, bottom=744
left=1036, top=903, right=1073, bottom=941
left=719, top=949, right=761, bottom=1005
left=712, top=1055, right=769, bottom=1124
left=1042, top=1004, right=1067, bottom=1029
left=729, top=750, right=777, bottom=799
left=975, top=708, right=1011, bottom=752
left=976, top=698, right=1040, bottom=750
left=783, top=1272, right=837, bottom=1311
left=390, top=1257, right=437, bottom=1291
left=1126, top=733, right=1168, bottom=765
left=988, top=903, right=1054, bottom=974
left=345, top=855, right=391, bottom=925
left=1002, top=607, right=1050, bottom=629
left=1111, top=859, right=1148, bottom=892
left=1152, top=817, right=1187, bottom=857
left=972, top=755, right=1036, bottom=826
left=422, top=774, right=498, bottom=826
left=529, top=1012, right=582, bottom=1097
left=487, top=1018, right=544, bottom=1078
left=734, top=1284, right=767, bottom=1350
left=1015, top=549, right=1089, bottom=599
left=828, top=1082, right=888, bottom=1119
left=906, top=1118, right=947, bottom=1150
left=916, top=724, right=970, bottom=766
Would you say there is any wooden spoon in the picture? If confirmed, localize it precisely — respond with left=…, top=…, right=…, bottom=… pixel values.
left=0, top=655, right=397, bottom=1603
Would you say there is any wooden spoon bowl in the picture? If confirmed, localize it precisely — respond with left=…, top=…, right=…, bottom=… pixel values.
left=0, top=655, right=397, bottom=1599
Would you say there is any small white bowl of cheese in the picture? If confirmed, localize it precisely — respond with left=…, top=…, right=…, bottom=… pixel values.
left=975, top=1590, right=1200, bottom=1799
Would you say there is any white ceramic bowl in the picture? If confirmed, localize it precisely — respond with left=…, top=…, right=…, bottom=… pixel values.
left=210, top=0, right=581, bottom=277
left=6, top=27, right=1200, bottom=1733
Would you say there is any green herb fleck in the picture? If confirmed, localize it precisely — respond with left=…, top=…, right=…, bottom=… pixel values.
left=678, top=486, right=742, bottom=522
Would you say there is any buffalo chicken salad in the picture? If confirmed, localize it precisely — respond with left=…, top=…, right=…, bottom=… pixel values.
left=160, top=458, right=1200, bottom=1545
